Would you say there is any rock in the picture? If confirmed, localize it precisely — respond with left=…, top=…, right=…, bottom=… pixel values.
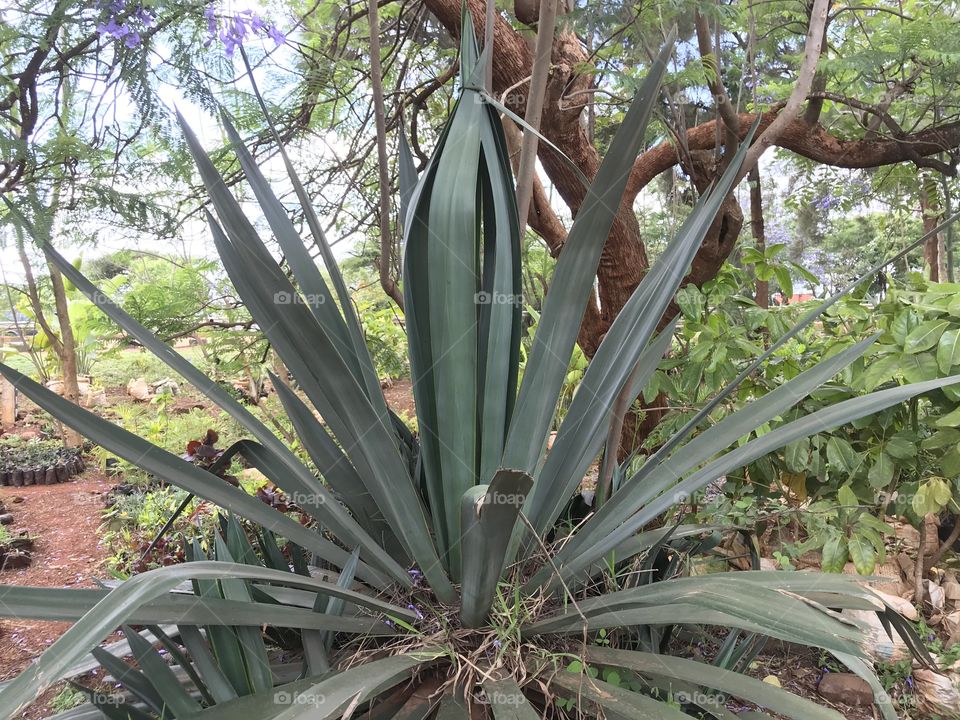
left=925, top=580, right=947, bottom=614
left=78, top=382, right=106, bottom=408
left=1, top=550, right=31, bottom=570
left=895, top=522, right=922, bottom=552
left=126, top=377, right=152, bottom=401
left=871, top=588, right=919, bottom=620
left=945, top=610, right=960, bottom=638
left=44, top=379, right=64, bottom=395
left=16, top=428, right=44, bottom=441
left=151, top=378, right=179, bottom=395
left=10, top=496, right=24, bottom=503
left=842, top=608, right=911, bottom=662
left=914, top=669, right=960, bottom=718
left=818, top=673, right=874, bottom=706
left=0, top=514, right=12, bottom=525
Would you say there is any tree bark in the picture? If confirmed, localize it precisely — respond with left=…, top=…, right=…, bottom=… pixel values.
left=368, top=0, right=403, bottom=308
left=920, top=183, right=942, bottom=282
left=514, top=0, right=560, bottom=236
left=46, top=260, right=82, bottom=447
left=749, top=166, right=768, bottom=307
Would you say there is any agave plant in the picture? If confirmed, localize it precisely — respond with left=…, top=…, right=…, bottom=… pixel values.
left=0, top=18, right=952, bottom=720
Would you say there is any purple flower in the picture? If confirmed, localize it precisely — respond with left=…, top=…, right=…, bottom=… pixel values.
left=96, top=18, right=123, bottom=38
left=249, top=14, right=267, bottom=32
left=221, top=29, right=238, bottom=57
left=406, top=604, right=424, bottom=620
left=407, top=568, right=421, bottom=578
left=268, top=25, right=285, bottom=46
left=124, top=30, right=141, bottom=48
left=135, top=7, right=154, bottom=26
left=204, top=4, right=217, bottom=34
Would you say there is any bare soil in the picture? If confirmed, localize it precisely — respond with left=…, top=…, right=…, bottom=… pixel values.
left=0, top=467, right=113, bottom=718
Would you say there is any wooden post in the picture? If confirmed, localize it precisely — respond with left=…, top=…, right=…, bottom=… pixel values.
left=1, top=376, right=15, bottom=428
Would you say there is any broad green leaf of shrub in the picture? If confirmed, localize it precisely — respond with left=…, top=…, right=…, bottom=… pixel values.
left=890, top=310, right=920, bottom=344
left=935, top=406, right=960, bottom=428
left=937, top=329, right=960, bottom=373
left=861, top=353, right=901, bottom=391
left=903, top=320, right=950, bottom=354
left=883, top=433, right=917, bottom=459
left=900, top=352, right=939, bottom=383
left=821, top=532, right=848, bottom=573
left=848, top=531, right=877, bottom=575
left=784, top=438, right=809, bottom=474
left=826, top=436, right=861, bottom=474
left=867, top=451, right=895, bottom=488
left=912, top=477, right=953, bottom=516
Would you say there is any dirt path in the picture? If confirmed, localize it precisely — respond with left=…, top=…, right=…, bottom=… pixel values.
left=0, top=469, right=113, bottom=717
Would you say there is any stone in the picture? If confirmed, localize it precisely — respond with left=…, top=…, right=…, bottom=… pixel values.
left=894, top=522, right=922, bottom=552
left=126, top=377, right=152, bottom=401
left=16, top=428, right=44, bottom=441
left=0, top=514, right=12, bottom=525
left=1, top=550, right=31, bottom=570
left=925, top=580, right=947, bottom=614
left=944, top=610, right=960, bottom=638
left=842, top=608, right=911, bottom=662
left=10, top=496, right=24, bottom=503
left=872, top=588, right=919, bottom=620
left=914, top=669, right=960, bottom=718
left=78, top=382, right=106, bottom=408
left=151, top=379, right=179, bottom=395
left=817, top=673, right=874, bottom=706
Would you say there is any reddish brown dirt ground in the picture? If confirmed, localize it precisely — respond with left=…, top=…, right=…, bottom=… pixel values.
left=0, top=468, right=113, bottom=718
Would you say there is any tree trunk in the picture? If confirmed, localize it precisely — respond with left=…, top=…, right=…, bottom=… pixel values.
left=47, top=259, right=82, bottom=447
left=921, top=188, right=942, bottom=282
left=749, top=166, right=768, bottom=307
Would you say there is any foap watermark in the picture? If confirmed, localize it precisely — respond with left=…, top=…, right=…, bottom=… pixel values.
left=273, top=291, right=326, bottom=307
left=273, top=690, right=327, bottom=707
left=484, top=491, right=525, bottom=507
left=674, top=690, right=728, bottom=707
left=473, top=689, right=525, bottom=706
left=475, top=290, right=524, bottom=306
left=473, top=91, right=527, bottom=109
left=288, top=491, right=325, bottom=506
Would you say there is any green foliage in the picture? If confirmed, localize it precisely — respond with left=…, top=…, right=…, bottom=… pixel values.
left=86, top=253, right=217, bottom=340
left=0, top=29, right=947, bottom=720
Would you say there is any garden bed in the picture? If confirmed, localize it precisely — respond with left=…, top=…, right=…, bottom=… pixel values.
left=0, top=438, right=85, bottom=486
